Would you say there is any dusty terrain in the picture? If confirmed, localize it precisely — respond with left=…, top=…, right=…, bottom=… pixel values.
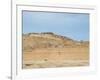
left=22, top=32, right=89, bottom=69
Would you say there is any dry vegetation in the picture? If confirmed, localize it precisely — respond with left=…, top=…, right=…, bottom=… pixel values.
left=22, top=32, right=89, bottom=69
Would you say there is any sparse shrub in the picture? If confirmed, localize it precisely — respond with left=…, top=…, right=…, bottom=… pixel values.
left=44, top=59, right=48, bottom=61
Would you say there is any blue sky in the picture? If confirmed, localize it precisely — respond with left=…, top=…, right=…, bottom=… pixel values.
left=22, top=10, right=89, bottom=41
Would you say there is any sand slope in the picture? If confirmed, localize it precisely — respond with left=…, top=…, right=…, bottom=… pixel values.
left=22, top=32, right=89, bottom=69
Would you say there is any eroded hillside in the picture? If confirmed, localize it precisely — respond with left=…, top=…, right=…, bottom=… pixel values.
left=23, top=32, right=89, bottom=51
left=22, top=32, right=89, bottom=68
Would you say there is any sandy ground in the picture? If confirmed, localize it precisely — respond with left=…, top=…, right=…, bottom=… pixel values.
left=23, top=47, right=89, bottom=69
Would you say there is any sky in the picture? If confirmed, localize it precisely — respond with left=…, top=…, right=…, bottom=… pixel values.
left=22, top=10, right=89, bottom=41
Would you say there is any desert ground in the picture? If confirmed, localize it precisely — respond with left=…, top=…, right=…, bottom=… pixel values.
left=22, top=32, right=89, bottom=69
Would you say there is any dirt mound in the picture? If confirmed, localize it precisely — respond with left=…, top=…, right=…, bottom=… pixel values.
left=22, top=32, right=89, bottom=51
